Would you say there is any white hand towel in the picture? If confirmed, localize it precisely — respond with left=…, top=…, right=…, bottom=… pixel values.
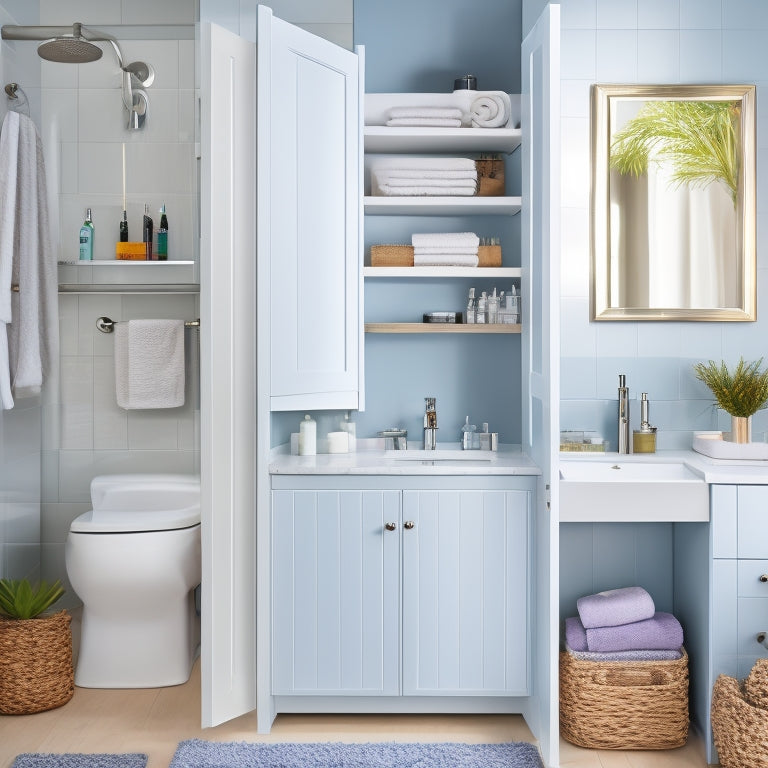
left=388, top=107, right=464, bottom=120
left=374, top=169, right=478, bottom=180
left=373, top=184, right=477, bottom=197
left=414, top=247, right=479, bottom=256
left=412, top=232, right=480, bottom=248
left=0, top=110, right=58, bottom=407
left=470, top=92, right=512, bottom=128
left=378, top=176, right=477, bottom=188
left=115, top=319, right=185, bottom=409
left=414, top=254, right=479, bottom=267
left=386, top=118, right=462, bottom=127
left=370, top=156, right=477, bottom=173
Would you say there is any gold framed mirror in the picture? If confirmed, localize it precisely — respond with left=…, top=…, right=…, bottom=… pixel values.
left=591, top=84, right=756, bottom=321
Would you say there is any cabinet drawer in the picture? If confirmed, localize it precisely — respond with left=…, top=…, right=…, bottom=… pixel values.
left=737, top=597, right=768, bottom=657
left=738, top=560, right=768, bottom=597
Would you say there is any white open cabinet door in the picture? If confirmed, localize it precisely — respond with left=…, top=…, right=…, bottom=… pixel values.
left=521, top=5, right=560, bottom=767
left=200, top=21, right=257, bottom=727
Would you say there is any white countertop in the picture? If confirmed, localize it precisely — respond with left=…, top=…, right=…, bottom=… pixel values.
left=269, top=444, right=541, bottom=476
left=559, top=448, right=768, bottom=485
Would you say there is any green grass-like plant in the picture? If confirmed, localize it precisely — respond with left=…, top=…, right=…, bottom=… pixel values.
left=610, top=100, right=740, bottom=204
left=0, top=578, right=65, bottom=620
left=693, top=357, right=768, bottom=418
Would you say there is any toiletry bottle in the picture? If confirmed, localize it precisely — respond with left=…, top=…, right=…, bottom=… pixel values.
left=298, top=414, right=317, bottom=456
left=461, top=416, right=477, bottom=450
left=143, top=203, right=154, bottom=260
left=466, top=288, right=476, bottom=324
left=476, top=291, right=487, bottom=323
left=119, top=210, right=128, bottom=242
left=156, top=204, right=168, bottom=261
left=79, top=208, right=94, bottom=261
left=340, top=411, right=356, bottom=452
left=488, top=287, right=500, bottom=324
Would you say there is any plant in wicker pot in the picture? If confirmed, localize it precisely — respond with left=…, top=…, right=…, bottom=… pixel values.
left=0, top=578, right=74, bottom=714
left=693, top=357, right=768, bottom=443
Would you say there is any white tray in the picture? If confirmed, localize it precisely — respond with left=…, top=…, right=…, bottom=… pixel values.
left=692, top=436, right=768, bottom=460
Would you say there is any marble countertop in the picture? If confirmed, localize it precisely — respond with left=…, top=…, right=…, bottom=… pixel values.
left=269, top=444, right=541, bottom=476
left=559, top=448, right=768, bottom=485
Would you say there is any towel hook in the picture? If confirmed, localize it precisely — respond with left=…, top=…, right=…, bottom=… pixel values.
left=96, top=316, right=201, bottom=334
left=4, top=82, right=19, bottom=99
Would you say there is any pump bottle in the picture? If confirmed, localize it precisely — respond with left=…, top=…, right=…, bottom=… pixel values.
left=79, top=208, right=94, bottom=261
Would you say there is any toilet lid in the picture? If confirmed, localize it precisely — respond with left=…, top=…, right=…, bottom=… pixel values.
left=70, top=506, right=200, bottom=533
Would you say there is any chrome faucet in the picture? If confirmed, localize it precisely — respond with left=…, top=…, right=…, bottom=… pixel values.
left=618, top=374, right=630, bottom=454
left=423, top=397, right=438, bottom=450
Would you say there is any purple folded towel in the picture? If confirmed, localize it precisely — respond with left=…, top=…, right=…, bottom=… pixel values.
left=577, top=586, right=655, bottom=629
left=565, top=612, right=684, bottom=653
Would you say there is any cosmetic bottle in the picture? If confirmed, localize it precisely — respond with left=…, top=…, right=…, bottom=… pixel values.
left=143, top=203, right=154, bottom=260
left=476, top=291, right=487, bottom=324
left=79, top=208, right=94, bottom=261
left=156, top=204, right=168, bottom=261
left=298, top=414, right=317, bottom=456
left=461, top=416, right=477, bottom=449
left=465, top=288, right=476, bottom=324
left=340, top=411, right=356, bottom=452
left=487, top=287, right=500, bottom=324
left=119, top=210, right=128, bottom=242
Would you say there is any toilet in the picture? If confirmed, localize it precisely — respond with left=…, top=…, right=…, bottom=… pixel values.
left=65, top=474, right=201, bottom=688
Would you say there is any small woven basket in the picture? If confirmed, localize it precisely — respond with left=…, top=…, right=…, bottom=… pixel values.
left=0, top=610, right=74, bottom=714
left=370, top=245, right=414, bottom=267
left=712, top=660, right=768, bottom=768
left=559, top=648, right=689, bottom=750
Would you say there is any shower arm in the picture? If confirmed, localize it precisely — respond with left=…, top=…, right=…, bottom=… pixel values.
left=1, top=24, right=137, bottom=111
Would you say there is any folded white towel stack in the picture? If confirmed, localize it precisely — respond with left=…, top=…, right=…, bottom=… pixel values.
left=370, top=157, right=477, bottom=198
left=412, top=232, right=480, bottom=267
left=386, top=106, right=464, bottom=128
left=115, top=319, right=185, bottom=409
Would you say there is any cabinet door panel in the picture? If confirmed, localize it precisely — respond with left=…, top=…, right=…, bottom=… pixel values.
left=402, top=490, right=529, bottom=696
left=737, top=486, right=768, bottom=559
left=272, top=490, right=399, bottom=695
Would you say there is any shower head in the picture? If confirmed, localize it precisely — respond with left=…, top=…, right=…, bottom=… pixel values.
left=37, top=23, right=103, bottom=64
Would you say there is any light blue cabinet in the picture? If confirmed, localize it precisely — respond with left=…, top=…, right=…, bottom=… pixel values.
left=272, top=489, right=400, bottom=695
left=272, top=485, right=531, bottom=698
left=402, top=490, right=530, bottom=696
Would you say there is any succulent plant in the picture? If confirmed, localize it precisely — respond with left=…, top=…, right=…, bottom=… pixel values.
left=0, top=578, right=66, bottom=620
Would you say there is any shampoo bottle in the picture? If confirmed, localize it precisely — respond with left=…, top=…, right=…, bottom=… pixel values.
left=119, top=210, right=128, bottom=242
left=298, top=414, right=317, bottom=456
left=143, top=203, right=154, bottom=260
left=156, top=204, right=168, bottom=261
left=79, top=208, right=94, bottom=261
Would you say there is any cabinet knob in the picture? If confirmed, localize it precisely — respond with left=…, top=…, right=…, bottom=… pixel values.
left=758, top=632, right=767, bottom=648
left=384, top=522, right=397, bottom=531
left=404, top=520, right=415, bottom=530
left=760, top=574, right=768, bottom=583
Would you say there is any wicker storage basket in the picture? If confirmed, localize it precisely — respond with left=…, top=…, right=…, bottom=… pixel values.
left=0, top=610, right=74, bottom=714
left=711, top=660, right=768, bottom=768
left=559, top=648, right=689, bottom=750
left=370, top=245, right=414, bottom=267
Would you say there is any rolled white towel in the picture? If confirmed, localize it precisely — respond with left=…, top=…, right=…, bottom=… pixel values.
left=412, top=232, right=480, bottom=248
left=374, top=184, right=477, bottom=197
left=386, top=117, right=462, bottom=127
left=388, top=106, right=464, bottom=120
left=414, top=253, right=479, bottom=267
left=470, top=92, right=512, bottom=128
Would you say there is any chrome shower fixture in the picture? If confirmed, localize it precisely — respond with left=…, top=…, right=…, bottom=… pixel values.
left=1, top=22, right=155, bottom=131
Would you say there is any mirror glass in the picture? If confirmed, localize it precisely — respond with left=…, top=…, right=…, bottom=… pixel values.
left=591, top=84, right=756, bottom=321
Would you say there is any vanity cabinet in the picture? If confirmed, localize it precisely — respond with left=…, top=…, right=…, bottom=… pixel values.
left=271, top=484, right=531, bottom=698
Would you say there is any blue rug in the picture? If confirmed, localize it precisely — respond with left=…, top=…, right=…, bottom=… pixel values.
left=12, top=756, right=147, bottom=768
left=170, top=740, right=543, bottom=768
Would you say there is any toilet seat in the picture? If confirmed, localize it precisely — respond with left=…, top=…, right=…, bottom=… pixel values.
left=70, top=506, right=200, bottom=533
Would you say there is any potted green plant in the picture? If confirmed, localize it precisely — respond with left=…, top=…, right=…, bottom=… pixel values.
left=693, top=357, right=768, bottom=443
left=0, top=578, right=74, bottom=714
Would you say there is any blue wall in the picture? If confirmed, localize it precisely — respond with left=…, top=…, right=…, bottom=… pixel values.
left=557, top=0, right=768, bottom=449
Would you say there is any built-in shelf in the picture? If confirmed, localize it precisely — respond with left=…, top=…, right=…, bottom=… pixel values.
left=364, top=266, right=521, bottom=279
left=57, top=260, right=195, bottom=266
left=364, top=126, right=522, bottom=154
left=364, top=196, right=521, bottom=216
left=365, top=322, right=521, bottom=334
left=57, top=259, right=198, bottom=291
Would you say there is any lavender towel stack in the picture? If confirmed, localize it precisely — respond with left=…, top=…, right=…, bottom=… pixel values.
left=576, top=586, right=655, bottom=628
left=565, top=612, right=684, bottom=653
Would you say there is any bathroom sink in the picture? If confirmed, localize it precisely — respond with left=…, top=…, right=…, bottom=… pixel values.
left=559, top=460, right=708, bottom=522
left=385, top=449, right=493, bottom=461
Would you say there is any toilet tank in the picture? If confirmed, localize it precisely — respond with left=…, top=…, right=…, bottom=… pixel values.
left=90, top=474, right=200, bottom=513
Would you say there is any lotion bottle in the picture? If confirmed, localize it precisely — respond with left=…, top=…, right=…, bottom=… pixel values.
left=298, top=414, right=317, bottom=456
left=156, top=204, right=168, bottom=260
left=79, top=208, right=94, bottom=261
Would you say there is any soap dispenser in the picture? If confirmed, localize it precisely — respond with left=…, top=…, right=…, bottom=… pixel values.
left=298, top=414, right=317, bottom=456
left=461, top=416, right=477, bottom=450
left=633, top=393, right=657, bottom=453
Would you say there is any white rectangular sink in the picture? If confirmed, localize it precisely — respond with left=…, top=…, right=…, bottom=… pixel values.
left=559, top=460, right=709, bottom=522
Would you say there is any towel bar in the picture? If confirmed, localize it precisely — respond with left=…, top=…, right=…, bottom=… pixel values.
left=96, top=316, right=200, bottom=334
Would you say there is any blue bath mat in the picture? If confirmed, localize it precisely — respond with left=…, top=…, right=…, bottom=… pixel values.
left=12, top=755, right=147, bottom=768
left=170, top=740, right=543, bottom=768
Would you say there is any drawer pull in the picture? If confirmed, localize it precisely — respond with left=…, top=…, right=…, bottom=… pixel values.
left=760, top=574, right=768, bottom=583
left=404, top=521, right=415, bottom=530
left=758, top=632, right=768, bottom=648
left=384, top=522, right=397, bottom=532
